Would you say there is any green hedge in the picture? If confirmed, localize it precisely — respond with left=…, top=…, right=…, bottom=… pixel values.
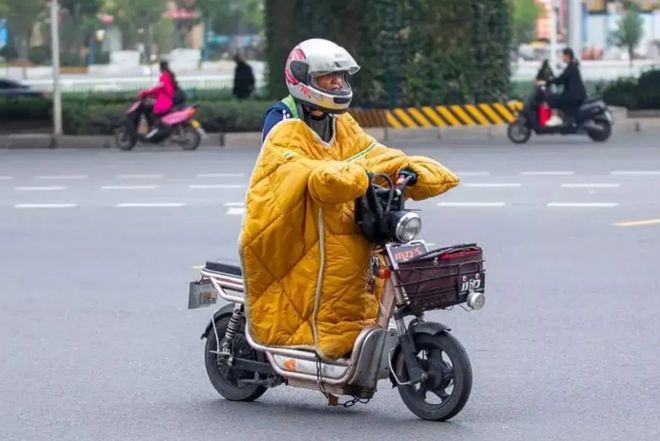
left=0, top=92, right=273, bottom=135
left=603, top=70, right=660, bottom=110
left=265, top=0, right=511, bottom=107
left=508, top=80, right=612, bottom=102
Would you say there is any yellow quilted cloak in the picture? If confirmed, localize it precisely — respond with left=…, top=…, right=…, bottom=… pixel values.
left=239, top=113, right=459, bottom=360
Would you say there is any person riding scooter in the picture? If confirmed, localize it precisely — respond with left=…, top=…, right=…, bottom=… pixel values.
left=137, top=61, right=179, bottom=142
left=541, top=48, right=587, bottom=127
left=242, top=38, right=460, bottom=361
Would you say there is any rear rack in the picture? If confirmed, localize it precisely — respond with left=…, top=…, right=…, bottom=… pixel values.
left=201, top=267, right=245, bottom=304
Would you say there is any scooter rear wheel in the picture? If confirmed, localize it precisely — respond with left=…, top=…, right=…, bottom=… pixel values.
left=507, top=120, right=532, bottom=144
left=204, top=315, right=268, bottom=402
left=396, top=331, right=472, bottom=421
left=587, top=119, right=612, bottom=142
left=179, top=125, right=201, bottom=150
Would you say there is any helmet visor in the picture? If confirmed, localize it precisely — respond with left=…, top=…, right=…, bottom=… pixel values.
left=310, top=71, right=352, bottom=96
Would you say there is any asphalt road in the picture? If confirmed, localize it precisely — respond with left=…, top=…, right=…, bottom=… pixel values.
left=1, top=133, right=659, bottom=441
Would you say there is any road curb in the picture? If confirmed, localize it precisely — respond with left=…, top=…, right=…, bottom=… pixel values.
left=1, top=118, right=659, bottom=149
left=0, top=133, right=224, bottom=149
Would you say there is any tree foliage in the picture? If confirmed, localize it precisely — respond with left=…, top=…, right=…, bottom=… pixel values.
left=512, top=0, right=541, bottom=48
left=196, top=0, right=263, bottom=35
left=265, top=0, right=511, bottom=106
left=611, top=1, right=644, bottom=67
left=110, top=0, right=166, bottom=62
left=2, top=0, right=44, bottom=60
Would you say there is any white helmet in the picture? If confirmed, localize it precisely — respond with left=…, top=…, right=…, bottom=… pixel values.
left=284, top=38, right=360, bottom=114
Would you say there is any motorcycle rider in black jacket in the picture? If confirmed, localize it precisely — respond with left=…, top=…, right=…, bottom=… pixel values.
left=541, top=48, right=587, bottom=127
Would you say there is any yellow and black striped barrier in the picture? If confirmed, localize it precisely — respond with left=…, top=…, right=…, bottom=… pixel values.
left=350, top=102, right=523, bottom=129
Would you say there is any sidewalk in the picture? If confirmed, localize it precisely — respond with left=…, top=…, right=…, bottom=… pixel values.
left=2, top=115, right=659, bottom=149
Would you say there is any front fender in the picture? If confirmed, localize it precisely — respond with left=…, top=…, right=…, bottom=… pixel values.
left=387, top=320, right=451, bottom=387
left=200, top=303, right=236, bottom=339
left=409, top=320, right=451, bottom=336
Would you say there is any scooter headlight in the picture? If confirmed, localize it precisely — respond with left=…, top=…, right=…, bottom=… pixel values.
left=393, top=212, right=422, bottom=243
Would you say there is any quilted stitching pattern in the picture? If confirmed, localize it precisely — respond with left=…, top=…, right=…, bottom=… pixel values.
left=240, top=112, right=460, bottom=359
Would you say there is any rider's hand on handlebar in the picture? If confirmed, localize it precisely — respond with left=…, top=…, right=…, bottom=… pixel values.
left=396, top=169, right=418, bottom=187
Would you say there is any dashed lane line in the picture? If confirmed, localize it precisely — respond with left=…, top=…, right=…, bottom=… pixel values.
left=34, top=175, right=88, bottom=180
left=15, top=203, right=77, bottom=208
left=613, top=218, right=660, bottom=227
left=15, top=186, right=67, bottom=191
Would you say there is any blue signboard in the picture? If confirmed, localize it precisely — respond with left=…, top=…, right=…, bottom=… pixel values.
left=0, top=19, right=8, bottom=49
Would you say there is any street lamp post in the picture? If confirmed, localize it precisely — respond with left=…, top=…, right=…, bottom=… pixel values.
left=550, top=0, right=559, bottom=70
left=49, top=0, right=62, bottom=146
left=567, top=0, right=582, bottom=56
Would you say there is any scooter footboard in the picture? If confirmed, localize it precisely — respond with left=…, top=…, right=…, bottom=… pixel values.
left=200, top=267, right=245, bottom=304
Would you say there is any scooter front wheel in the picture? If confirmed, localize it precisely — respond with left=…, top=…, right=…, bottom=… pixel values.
left=114, top=121, right=137, bottom=151
left=395, top=331, right=472, bottom=421
left=507, top=120, right=532, bottom=144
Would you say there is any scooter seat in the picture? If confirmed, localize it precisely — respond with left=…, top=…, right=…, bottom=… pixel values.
left=205, top=260, right=242, bottom=277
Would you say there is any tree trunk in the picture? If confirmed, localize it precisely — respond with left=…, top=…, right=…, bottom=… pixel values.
left=146, top=24, right=154, bottom=74
left=628, top=45, right=633, bottom=68
left=17, top=32, right=30, bottom=60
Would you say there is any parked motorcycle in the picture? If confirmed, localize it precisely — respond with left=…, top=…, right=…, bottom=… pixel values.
left=113, top=98, right=203, bottom=151
left=188, top=173, right=487, bottom=421
left=507, top=82, right=613, bottom=144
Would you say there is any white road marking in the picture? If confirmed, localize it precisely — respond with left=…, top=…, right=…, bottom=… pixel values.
left=189, top=184, right=244, bottom=189
left=224, top=202, right=245, bottom=206
left=462, top=183, right=521, bottom=188
left=561, top=183, right=620, bottom=188
left=15, top=203, right=77, bottom=208
left=521, top=171, right=575, bottom=176
left=34, top=174, right=88, bottom=180
left=614, top=218, right=660, bottom=227
left=115, top=174, right=164, bottom=179
left=116, top=202, right=186, bottom=208
left=196, top=173, right=245, bottom=178
left=454, top=171, right=491, bottom=176
left=610, top=170, right=660, bottom=176
left=227, top=207, right=246, bottom=215
left=101, top=185, right=159, bottom=190
left=438, top=202, right=506, bottom=207
left=547, top=202, right=618, bottom=208
left=15, top=186, right=67, bottom=191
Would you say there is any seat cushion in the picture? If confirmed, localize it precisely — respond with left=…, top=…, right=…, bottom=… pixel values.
left=205, top=260, right=242, bottom=276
